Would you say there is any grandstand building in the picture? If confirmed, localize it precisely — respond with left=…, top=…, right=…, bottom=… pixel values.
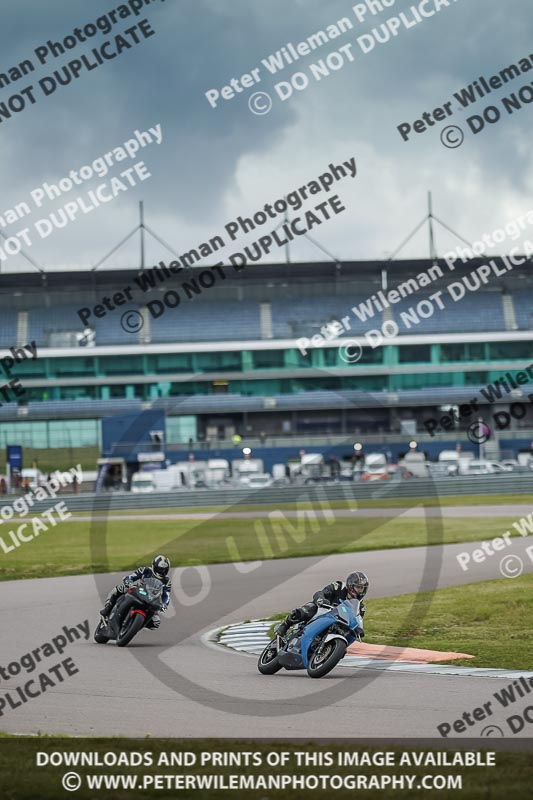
left=1, top=257, right=533, bottom=457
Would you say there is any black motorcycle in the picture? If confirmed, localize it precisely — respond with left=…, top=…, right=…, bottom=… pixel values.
left=94, top=576, right=164, bottom=647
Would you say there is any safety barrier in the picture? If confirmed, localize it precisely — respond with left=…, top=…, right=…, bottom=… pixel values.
left=2, top=473, right=530, bottom=513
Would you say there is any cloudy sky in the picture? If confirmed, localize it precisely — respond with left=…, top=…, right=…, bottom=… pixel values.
left=0, top=0, right=532, bottom=272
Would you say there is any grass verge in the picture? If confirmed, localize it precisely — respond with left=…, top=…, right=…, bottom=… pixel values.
left=0, top=515, right=529, bottom=582
left=365, top=573, right=533, bottom=669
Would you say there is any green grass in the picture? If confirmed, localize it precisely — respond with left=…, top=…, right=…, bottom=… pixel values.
left=364, top=573, right=533, bottom=669
left=0, top=512, right=528, bottom=581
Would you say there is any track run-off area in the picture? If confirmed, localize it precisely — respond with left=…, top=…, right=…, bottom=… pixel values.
left=1, top=509, right=532, bottom=739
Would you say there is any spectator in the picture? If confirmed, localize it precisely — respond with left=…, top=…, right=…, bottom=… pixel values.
left=0, top=478, right=6, bottom=495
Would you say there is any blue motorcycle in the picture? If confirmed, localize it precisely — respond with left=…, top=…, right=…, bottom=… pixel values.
left=258, top=599, right=364, bottom=679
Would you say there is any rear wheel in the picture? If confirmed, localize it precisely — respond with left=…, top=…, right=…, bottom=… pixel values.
left=94, top=620, right=109, bottom=644
left=258, top=639, right=282, bottom=674
left=116, top=612, right=145, bottom=647
left=307, top=638, right=346, bottom=678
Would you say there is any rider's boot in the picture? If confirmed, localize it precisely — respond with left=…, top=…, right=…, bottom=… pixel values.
left=100, top=586, right=120, bottom=617
left=275, top=610, right=299, bottom=637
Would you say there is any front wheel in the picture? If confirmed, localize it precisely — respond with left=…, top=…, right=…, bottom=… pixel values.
left=307, top=638, right=347, bottom=678
left=116, top=612, right=145, bottom=647
left=94, top=620, right=109, bottom=644
left=258, top=640, right=282, bottom=674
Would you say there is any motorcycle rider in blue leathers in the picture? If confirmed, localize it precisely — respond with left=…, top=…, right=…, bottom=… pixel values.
left=99, top=555, right=172, bottom=629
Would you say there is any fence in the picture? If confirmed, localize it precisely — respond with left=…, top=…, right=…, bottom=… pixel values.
left=3, top=473, right=530, bottom=513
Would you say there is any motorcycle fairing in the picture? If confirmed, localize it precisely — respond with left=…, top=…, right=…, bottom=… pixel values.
left=300, top=600, right=362, bottom=667
left=300, top=613, right=338, bottom=668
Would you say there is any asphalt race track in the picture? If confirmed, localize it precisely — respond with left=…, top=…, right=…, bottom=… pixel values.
left=1, top=534, right=532, bottom=739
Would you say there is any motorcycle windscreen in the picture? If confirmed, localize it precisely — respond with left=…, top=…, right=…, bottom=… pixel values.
left=337, top=598, right=363, bottom=635
left=140, top=576, right=163, bottom=603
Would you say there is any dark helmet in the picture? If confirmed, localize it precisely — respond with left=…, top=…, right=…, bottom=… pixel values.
left=346, top=571, right=369, bottom=599
left=152, top=555, right=170, bottom=579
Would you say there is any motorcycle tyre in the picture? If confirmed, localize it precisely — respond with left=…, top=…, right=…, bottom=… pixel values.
left=116, top=612, right=145, bottom=647
left=307, top=638, right=347, bottom=678
left=258, top=639, right=282, bottom=675
left=94, top=620, right=110, bottom=644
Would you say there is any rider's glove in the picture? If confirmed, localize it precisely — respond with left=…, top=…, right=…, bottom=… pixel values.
left=315, top=595, right=326, bottom=607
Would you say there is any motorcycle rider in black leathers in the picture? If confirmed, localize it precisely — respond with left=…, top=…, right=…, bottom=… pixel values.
left=275, top=571, right=369, bottom=638
left=99, top=555, right=171, bottom=629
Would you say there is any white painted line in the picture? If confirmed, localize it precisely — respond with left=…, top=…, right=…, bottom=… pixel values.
left=339, top=658, right=533, bottom=679
left=220, top=641, right=270, bottom=647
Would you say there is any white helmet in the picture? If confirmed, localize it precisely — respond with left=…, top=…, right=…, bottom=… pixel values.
left=152, top=555, right=170, bottom=579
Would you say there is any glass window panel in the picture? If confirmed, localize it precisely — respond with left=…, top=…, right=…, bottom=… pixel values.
left=399, top=345, right=431, bottom=363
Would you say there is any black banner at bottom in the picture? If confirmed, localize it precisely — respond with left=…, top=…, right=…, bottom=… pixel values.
left=1, top=738, right=532, bottom=799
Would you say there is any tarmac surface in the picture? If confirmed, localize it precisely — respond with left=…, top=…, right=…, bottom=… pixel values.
left=1, top=528, right=532, bottom=739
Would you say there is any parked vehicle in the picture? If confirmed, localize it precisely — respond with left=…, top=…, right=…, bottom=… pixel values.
left=131, top=472, right=156, bottom=493
left=232, top=458, right=264, bottom=486
left=20, top=468, right=45, bottom=489
left=437, top=450, right=475, bottom=476
left=247, top=473, right=274, bottom=489
left=131, top=469, right=183, bottom=492
left=463, top=460, right=513, bottom=475
left=485, top=461, right=513, bottom=473
left=206, top=459, right=230, bottom=486
left=499, top=460, right=531, bottom=473
left=427, top=463, right=455, bottom=478
left=299, top=453, right=328, bottom=483
left=399, top=451, right=429, bottom=478
left=361, top=453, right=389, bottom=481
left=272, top=463, right=288, bottom=481
left=173, top=461, right=208, bottom=489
